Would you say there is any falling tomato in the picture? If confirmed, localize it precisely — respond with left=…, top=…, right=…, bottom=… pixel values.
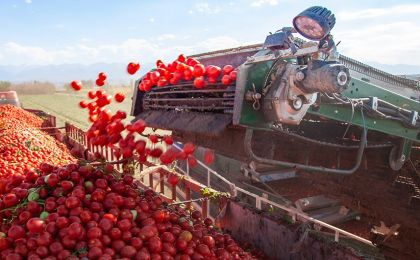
left=98, top=72, right=107, bottom=81
left=70, top=80, right=82, bottom=91
left=79, top=100, right=88, bottom=109
left=114, top=92, right=125, bottom=103
left=203, top=149, right=215, bottom=165
left=95, top=79, right=105, bottom=87
left=127, top=62, right=140, bottom=75
left=187, top=155, right=198, bottom=168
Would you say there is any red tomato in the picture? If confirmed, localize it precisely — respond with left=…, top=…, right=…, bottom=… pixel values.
left=7, top=225, right=25, bottom=240
left=127, top=62, right=140, bottom=75
left=221, top=75, right=231, bottom=86
left=88, top=90, right=97, bottom=99
left=70, top=80, right=82, bottom=91
left=229, top=70, right=237, bottom=81
left=223, top=65, right=234, bottom=75
left=87, top=227, right=102, bottom=239
left=187, top=155, right=198, bottom=168
left=203, top=149, right=215, bottom=165
left=167, top=174, right=180, bottom=186
left=193, top=64, right=206, bottom=77
left=178, top=54, right=186, bottom=63
left=95, top=78, right=105, bottom=87
left=183, top=143, right=196, bottom=154
left=206, top=65, right=221, bottom=78
left=26, top=218, right=46, bottom=233
left=193, top=77, right=205, bottom=89
left=98, top=72, right=107, bottom=81
left=149, top=135, right=159, bottom=143
left=114, top=92, right=125, bottom=103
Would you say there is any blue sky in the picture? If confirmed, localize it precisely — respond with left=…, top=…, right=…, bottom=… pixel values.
left=1, top=0, right=420, bottom=67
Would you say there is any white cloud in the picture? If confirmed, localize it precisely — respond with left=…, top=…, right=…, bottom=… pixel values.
left=336, top=21, right=420, bottom=66
left=338, top=4, right=420, bottom=21
left=191, top=2, right=220, bottom=14
left=199, top=36, right=240, bottom=51
left=250, top=0, right=278, bottom=7
left=148, top=18, right=155, bottom=23
left=157, top=34, right=176, bottom=41
left=25, top=0, right=32, bottom=4
left=0, top=36, right=241, bottom=66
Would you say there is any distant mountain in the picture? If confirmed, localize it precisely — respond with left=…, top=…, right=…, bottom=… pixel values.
left=0, top=60, right=418, bottom=85
left=0, top=63, right=155, bottom=86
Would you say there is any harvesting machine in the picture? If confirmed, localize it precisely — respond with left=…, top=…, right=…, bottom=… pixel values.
left=131, top=6, right=419, bottom=175
left=130, top=6, right=420, bottom=257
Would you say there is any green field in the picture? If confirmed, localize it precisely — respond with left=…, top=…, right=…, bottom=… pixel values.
left=20, top=90, right=134, bottom=130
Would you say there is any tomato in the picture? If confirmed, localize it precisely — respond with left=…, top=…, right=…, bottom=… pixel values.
left=67, top=222, right=83, bottom=239
left=87, top=227, right=102, bottom=239
left=88, top=246, right=103, bottom=259
left=167, top=174, right=180, bottom=186
left=149, top=148, right=163, bottom=158
left=7, top=225, right=25, bottom=240
left=229, top=70, right=237, bottom=81
left=147, top=236, right=162, bottom=253
left=206, top=65, right=221, bottom=78
left=117, top=219, right=132, bottom=231
left=26, top=218, right=46, bottom=233
left=221, top=75, right=231, bottom=86
left=203, top=149, right=215, bottom=165
left=223, top=64, right=234, bottom=75
left=176, top=238, right=188, bottom=251
left=127, top=62, right=140, bottom=75
left=60, top=180, right=73, bottom=191
left=179, top=231, right=193, bottom=242
left=98, top=218, right=113, bottom=233
left=182, top=143, right=195, bottom=155
left=111, top=239, right=125, bottom=251
left=193, top=64, right=206, bottom=77
left=49, top=241, right=64, bottom=255
left=95, top=78, right=105, bottom=87
left=149, top=135, right=159, bottom=143
left=37, top=232, right=53, bottom=246
left=139, top=225, right=158, bottom=240
left=130, top=237, right=143, bottom=250
left=70, top=80, right=82, bottom=91
left=56, top=217, right=70, bottom=229
left=193, top=76, right=205, bottom=89
left=187, top=155, right=198, bottom=168
left=98, top=72, right=107, bottom=81
left=65, top=196, right=80, bottom=209
left=3, top=193, right=19, bottom=207
left=114, top=92, right=125, bottom=103
left=18, top=210, right=31, bottom=223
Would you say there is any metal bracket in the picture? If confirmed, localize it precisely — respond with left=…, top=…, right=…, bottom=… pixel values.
left=389, top=138, right=412, bottom=171
left=244, top=128, right=367, bottom=174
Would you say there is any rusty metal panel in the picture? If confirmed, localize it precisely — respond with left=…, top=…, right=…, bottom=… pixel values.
left=216, top=201, right=368, bottom=260
left=134, top=111, right=232, bottom=137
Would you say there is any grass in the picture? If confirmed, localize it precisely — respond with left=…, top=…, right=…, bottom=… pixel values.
left=19, top=89, right=134, bottom=130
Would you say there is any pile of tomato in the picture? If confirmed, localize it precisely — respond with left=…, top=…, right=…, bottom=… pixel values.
left=0, top=161, right=265, bottom=259
left=0, top=55, right=268, bottom=259
left=137, top=55, right=237, bottom=91
left=0, top=105, right=75, bottom=178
